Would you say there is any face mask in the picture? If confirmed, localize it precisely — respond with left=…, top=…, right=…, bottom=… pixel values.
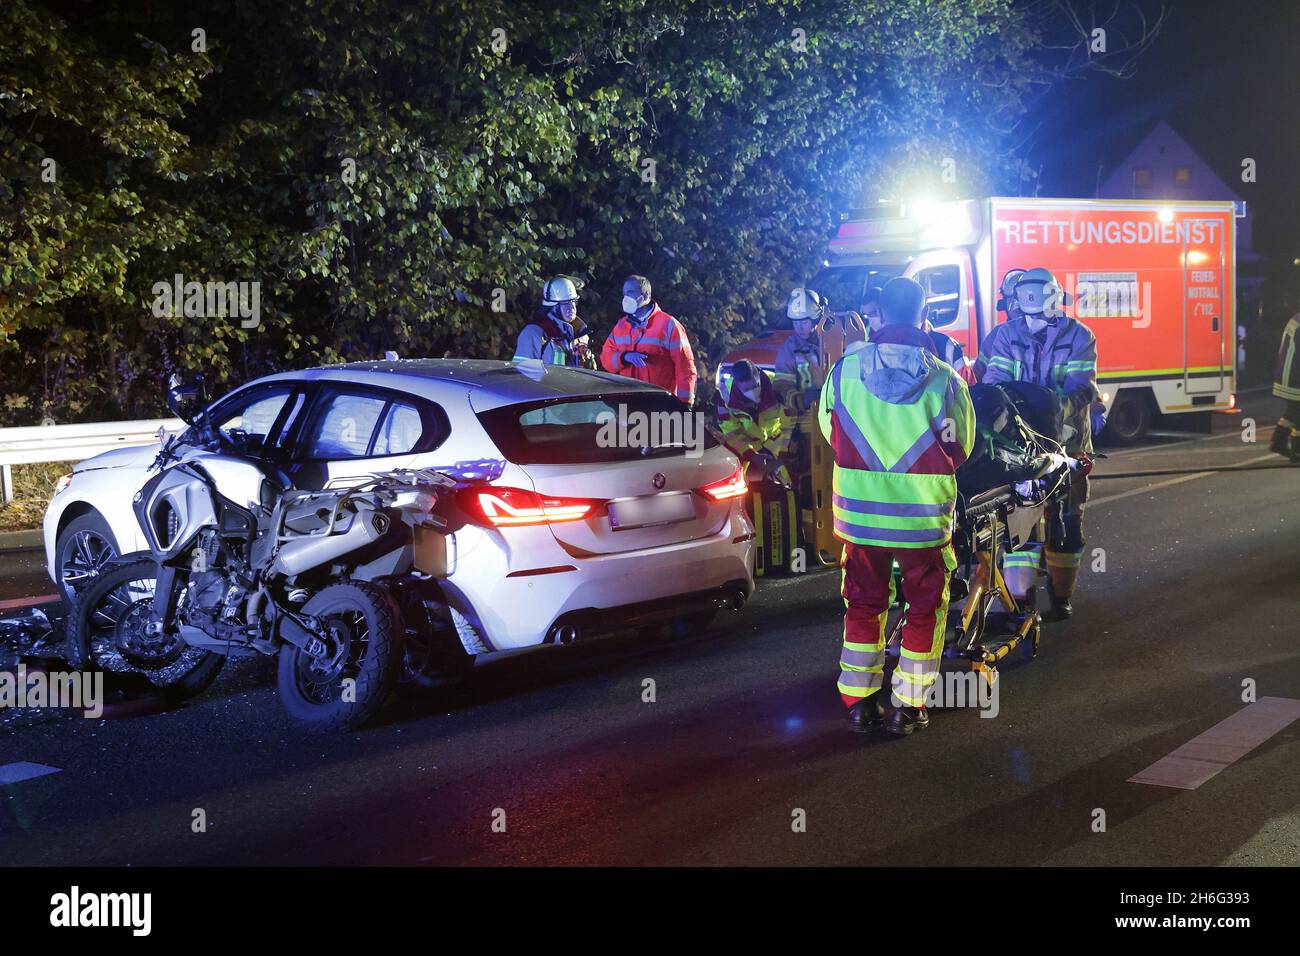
left=866, top=311, right=882, bottom=333
left=622, top=295, right=641, bottom=315
left=1025, top=315, right=1050, bottom=334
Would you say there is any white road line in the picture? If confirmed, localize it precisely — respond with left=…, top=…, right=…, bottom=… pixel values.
left=1129, top=697, right=1300, bottom=790
left=0, top=762, right=61, bottom=785
left=1090, top=452, right=1279, bottom=508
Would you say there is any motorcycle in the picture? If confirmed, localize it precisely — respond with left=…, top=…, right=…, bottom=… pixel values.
left=68, top=375, right=458, bottom=731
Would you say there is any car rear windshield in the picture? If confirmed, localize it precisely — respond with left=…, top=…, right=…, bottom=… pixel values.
left=478, top=392, right=718, bottom=464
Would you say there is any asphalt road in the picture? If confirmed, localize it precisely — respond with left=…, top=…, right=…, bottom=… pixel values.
left=1, top=395, right=1297, bottom=866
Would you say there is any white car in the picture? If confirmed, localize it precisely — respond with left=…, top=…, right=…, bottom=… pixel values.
left=44, top=359, right=754, bottom=658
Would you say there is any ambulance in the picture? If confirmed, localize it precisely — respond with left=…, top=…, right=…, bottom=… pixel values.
left=720, top=197, right=1238, bottom=442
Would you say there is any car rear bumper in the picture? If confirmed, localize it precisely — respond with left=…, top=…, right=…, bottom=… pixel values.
left=447, top=508, right=755, bottom=651
left=549, top=577, right=752, bottom=639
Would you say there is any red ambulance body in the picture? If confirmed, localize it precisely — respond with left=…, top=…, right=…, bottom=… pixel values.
left=720, top=198, right=1237, bottom=441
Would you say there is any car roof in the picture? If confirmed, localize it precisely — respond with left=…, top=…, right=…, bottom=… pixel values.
left=253, top=359, right=664, bottom=409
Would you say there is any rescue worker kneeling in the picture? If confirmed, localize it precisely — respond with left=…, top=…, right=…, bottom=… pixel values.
left=819, top=277, right=975, bottom=737
left=717, top=359, right=794, bottom=481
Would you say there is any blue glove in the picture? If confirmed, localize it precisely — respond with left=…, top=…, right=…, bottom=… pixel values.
left=1090, top=401, right=1107, bottom=437
left=623, top=352, right=647, bottom=368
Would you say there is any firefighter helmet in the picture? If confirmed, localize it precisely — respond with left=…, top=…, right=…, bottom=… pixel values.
left=997, top=269, right=1026, bottom=312
left=786, top=287, right=826, bottom=322
left=542, top=275, right=581, bottom=306
left=1014, top=267, right=1073, bottom=316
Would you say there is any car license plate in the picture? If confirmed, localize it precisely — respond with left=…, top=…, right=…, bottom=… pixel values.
left=608, top=492, right=695, bottom=531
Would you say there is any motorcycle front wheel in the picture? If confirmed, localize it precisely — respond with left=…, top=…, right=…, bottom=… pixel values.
left=276, top=581, right=404, bottom=732
left=67, top=559, right=224, bottom=705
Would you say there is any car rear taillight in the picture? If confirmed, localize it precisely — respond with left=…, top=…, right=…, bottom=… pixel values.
left=462, top=486, right=598, bottom=527
left=699, top=465, right=747, bottom=502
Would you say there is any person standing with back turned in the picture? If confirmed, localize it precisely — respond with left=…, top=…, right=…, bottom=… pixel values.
left=819, top=277, right=975, bottom=737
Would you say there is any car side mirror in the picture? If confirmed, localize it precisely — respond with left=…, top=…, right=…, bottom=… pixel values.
left=166, top=373, right=208, bottom=424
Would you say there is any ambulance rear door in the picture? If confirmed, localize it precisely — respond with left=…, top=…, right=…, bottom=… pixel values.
left=1180, top=215, right=1229, bottom=395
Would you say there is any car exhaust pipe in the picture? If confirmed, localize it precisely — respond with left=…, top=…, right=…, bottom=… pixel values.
left=551, top=624, right=579, bottom=646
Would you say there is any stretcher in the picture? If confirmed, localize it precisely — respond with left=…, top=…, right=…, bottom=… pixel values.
left=882, top=378, right=1080, bottom=683
left=880, top=457, right=1073, bottom=684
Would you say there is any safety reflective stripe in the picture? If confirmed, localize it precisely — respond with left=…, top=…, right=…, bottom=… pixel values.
left=832, top=495, right=951, bottom=518
left=1002, top=552, right=1040, bottom=567
left=609, top=335, right=671, bottom=347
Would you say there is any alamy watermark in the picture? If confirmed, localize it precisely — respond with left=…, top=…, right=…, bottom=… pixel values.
left=596, top=405, right=708, bottom=459
left=1, top=665, right=104, bottom=718
left=151, top=272, right=261, bottom=329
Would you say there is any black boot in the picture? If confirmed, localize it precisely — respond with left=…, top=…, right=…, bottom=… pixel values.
left=1270, top=421, right=1291, bottom=456
left=847, top=695, right=886, bottom=733
left=887, top=706, right=930, bottom=737
left=1043, top=596, right=1073, bottom=621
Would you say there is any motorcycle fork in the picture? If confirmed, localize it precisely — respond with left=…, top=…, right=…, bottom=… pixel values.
left=149, top=564, right=186, bottom=631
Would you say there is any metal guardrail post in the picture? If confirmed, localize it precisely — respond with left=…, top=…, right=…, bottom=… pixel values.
left=0, top=463, right=11, bottom=504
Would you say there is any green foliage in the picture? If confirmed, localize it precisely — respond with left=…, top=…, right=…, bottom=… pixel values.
left=0, top=0, right=1059, bottom=423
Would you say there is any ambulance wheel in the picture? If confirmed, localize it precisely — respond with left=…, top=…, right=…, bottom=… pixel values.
left=1021, top=620, right=1041, bottom=661
left=1105, top=391, right=1152, bottom=445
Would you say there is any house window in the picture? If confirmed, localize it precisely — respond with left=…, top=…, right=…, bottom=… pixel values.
left=1175, top=165, right=1192, bottom=186
left=1133, top=167, right=1152, bottom=189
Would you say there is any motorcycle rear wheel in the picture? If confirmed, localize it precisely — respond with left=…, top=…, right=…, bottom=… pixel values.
left=67, top=559, right=224, bottom=704
left=276, top=581, right=403, bottom=732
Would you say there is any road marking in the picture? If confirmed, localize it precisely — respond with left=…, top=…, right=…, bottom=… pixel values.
left=0, top=594, right=59, bottom=611
left=0, top=762, right=61, bottom=785
left=1090, top=452, right=1278, bottom=508
left=1129, top=697, right=1300, bottom=790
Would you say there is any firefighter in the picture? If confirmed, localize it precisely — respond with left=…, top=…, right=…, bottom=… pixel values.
left=977, top=267, right=1098, bottom=620
left=716, top=359, right=794, bottom=483
left=601, top=275, right=698, bottom=405
left=819, top=277, right=975, bottom=737
left=774, top=287, right=828, bottom=400
left=1268, top=313, right=1300, bottom=461
left=513, top=276, right=595, bottom=367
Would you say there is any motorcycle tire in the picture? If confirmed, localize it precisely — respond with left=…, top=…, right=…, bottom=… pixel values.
left=67, top=558, right=224, bottom=705
left=277, top=581, right=403, bottom=732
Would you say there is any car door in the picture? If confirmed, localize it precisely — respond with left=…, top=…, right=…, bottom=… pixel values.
left=286, top=384, right=450, bottom=491
left=197, top=382, right=312, bottom=463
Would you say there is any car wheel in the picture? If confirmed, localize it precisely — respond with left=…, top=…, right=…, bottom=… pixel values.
left=56, top=511, right=119, bottom=605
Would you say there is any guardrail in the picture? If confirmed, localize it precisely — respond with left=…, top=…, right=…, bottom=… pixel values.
left=0, top=419, right=183, bottom=503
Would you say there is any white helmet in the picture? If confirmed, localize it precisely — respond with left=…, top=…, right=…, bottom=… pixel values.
left=542, top=275, right=581, bottom=306
left=1014, top=267, right=1072, bottom=318
left=786, top=287, right=825, bottom=322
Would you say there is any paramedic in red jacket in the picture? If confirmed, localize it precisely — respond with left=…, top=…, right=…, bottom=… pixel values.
left=601, top=275, right=698, bottom=405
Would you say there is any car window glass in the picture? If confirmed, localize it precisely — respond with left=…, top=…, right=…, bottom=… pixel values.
left=372, top=401, right=425, bottom=456
left=216, top=391, right=292, bottom=447
left=919, top=265, right=961, bottom=328
left=306, top=393, right=386, bottom=459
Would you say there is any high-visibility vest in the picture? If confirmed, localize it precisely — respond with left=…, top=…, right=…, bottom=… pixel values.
left=716, top=377, right=792, bottom=459
left=817, top=346, right=974, bottom=549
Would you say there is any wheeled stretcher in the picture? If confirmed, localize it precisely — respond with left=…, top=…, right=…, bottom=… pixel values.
left=882, top=382, right=1078, bottom=684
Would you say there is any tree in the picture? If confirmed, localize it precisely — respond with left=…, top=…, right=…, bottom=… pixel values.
left=0, top=0, right=1134, bottom=422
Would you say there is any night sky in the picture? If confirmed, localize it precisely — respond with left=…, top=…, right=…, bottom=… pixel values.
left=1028, top=0, right=1299, bottom=265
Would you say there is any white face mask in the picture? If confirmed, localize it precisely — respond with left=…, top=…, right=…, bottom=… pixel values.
left=622, top=295, right=642, bottom=315
left=1025, top=314, right=1050, bottom=334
